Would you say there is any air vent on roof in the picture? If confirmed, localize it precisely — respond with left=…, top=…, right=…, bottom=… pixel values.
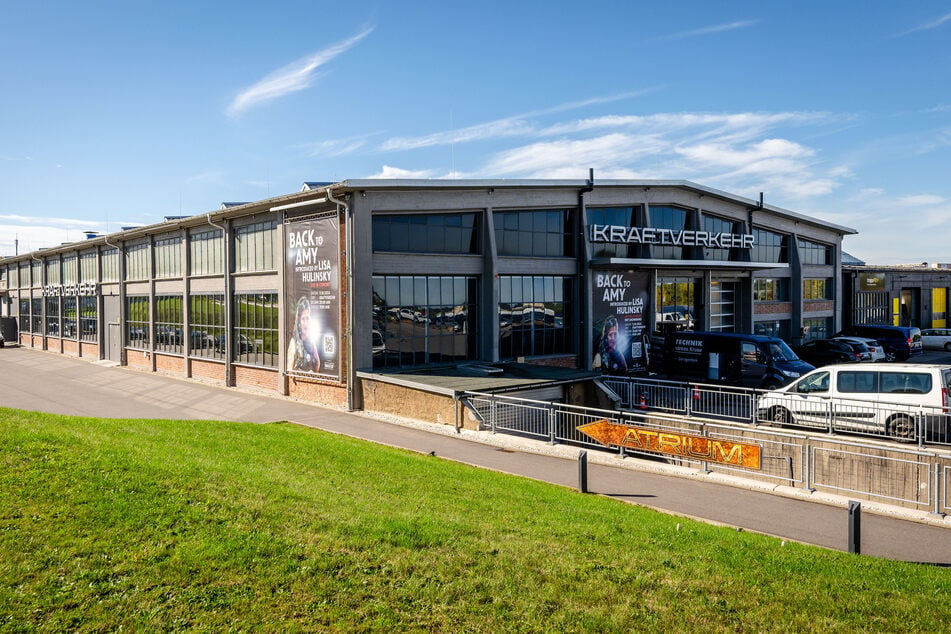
left=163, top=215, right=188, bottom=222
left=84, top=231, right=100, bottom=240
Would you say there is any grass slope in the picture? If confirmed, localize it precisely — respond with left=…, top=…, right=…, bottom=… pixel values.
left=0, top=407, right=948, bottom=632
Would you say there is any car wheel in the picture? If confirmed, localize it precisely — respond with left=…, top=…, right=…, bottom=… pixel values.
left=884, top=351, right=896, bottom=362
left=770, top=406, right=793, bottom=426
left=887, top=415, right=915, bottom=441
left=945, top=342, right=951, bottom=352
left=762, top=380, right=782, bottom=390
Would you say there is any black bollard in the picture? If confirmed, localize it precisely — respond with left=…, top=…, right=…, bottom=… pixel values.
left=848, top=500, right=861, bottom=554
left=578, top=450, right=588, bottom=494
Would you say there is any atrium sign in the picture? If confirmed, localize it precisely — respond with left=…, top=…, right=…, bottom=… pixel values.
left=589, top=224, right=754, bottom=249
left=577, top=419, right=762, bottom=469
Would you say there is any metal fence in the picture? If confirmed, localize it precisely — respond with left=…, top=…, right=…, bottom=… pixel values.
left=600, top=376, right=951, bottom=448
left=463, top=390, right=951, bottom=516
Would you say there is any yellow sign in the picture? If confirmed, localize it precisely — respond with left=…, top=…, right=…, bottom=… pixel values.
left=577, top=419, right=762, bottom=469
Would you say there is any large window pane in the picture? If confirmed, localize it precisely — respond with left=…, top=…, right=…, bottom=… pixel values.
left=498, top=275, right=574, bottom=359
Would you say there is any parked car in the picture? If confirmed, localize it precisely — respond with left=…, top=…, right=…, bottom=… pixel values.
left=833, top=336, right=886, bottom=362
left=920, top=328, right=951, bottom=351
left=794, top=339, right=868, bottom=367
left=834, top=325, right=922, bottom=361
left=757, top=364, right=951, bottom=441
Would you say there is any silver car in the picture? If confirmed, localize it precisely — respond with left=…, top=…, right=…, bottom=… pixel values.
left=833, top=336, right=885, bottom=362
left=920, top=328, right=951, bottom=351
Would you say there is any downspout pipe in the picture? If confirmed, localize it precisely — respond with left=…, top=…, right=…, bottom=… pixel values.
left=207, top=214, right=232, bottom=385
left=579, top=168, right=595, bottom=369
left=326, top=187, right=355, bottom=412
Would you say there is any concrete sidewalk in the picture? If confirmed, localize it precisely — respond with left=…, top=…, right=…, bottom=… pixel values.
left=2, top=345, right=950, bottom=564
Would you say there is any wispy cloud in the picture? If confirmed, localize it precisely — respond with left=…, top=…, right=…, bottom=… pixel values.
left=652, top=20, right=759, bottom=41
left=894, top=10, right=951, bottom=37
left=299, top=132, right=382, bottom=158
left=227, top=26, right=373, bottom=116
left=366, top=165, right=439, bottom=179
left=897, top=194, right=945, bottom=206
left=379, top=90, right=657, bottom=151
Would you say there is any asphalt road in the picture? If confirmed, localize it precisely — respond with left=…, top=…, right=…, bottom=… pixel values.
left=2, top=345, right=951, bottom=564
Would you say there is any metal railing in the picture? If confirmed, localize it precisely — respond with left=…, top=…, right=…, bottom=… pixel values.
left=464, top=390, right=951, bottom=516
left=600, top=375, right=951, bottom=448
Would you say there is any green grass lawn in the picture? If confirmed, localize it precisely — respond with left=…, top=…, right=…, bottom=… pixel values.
left=1, top=407, right=948, bottom=632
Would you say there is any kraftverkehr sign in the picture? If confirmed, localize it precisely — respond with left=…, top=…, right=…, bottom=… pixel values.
left=589, top=224, right=755, bottom=249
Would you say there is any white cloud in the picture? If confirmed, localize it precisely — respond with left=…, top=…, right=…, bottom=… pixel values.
left=300, top=132, right=381, bottom=158
left=894, top=10, right=951, bottom=37
left=366, top=165, right=439, bottom=179
left=227, top=26, right=373, bottom=116
left=897, top=194, right=945, bottom=206
left=652, top=20, right=759, bottom=41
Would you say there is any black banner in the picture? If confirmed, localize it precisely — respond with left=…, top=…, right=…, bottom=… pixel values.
left=285, top=216, right=341, bottom=379
left=591, top=270, right=649, bottom=375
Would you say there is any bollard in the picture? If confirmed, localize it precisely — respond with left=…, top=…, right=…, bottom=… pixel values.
left=848, top=500, right=861, bottom=554
left=578, top=450, right=588, bottom=494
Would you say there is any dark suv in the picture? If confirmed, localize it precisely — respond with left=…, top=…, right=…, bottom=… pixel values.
left=834, top=324, right=923, bottom=361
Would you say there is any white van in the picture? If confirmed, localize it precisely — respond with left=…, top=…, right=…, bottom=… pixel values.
left=756, top=364, right=951, bottom=441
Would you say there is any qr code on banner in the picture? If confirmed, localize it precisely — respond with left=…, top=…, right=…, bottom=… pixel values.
left=323, top=334, right=336, bottom=356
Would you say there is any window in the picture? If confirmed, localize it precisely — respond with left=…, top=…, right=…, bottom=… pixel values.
left=649, top=205, right=691, bottom=260
left=125, top=242, right=149, bottom=281
left=750, top=228, right=789, bottom=263
left=372, top=275, right=479, bottom=368
left=80, top=297, right=97, bottom=342
left=374, top=213, right=481, bottom=255
left=62, top=255, right=77, bottom=284
left=754, top=278, right=790, bottom=302
left=709, top=280, right=737, bottom=332
left=126, top=296, right=150, bottom=349
left=155, top=295, right=184, bottom=354
left=233, top=293, right=279, bottom=366
left=101, top=247, right=119, bottom=282
left=802, top=317, right=833, bottom=342
left=45, top=257, right=61, bottom=285
left=587, top=206, right=648, bottom=259
left=189, top=294, right=225, bottom=359
left=31, top=260, right=41, bottom=286
left=19, top=263, right=29, bottom=288
left=499, top=275, right=573, bottom=359
left=703, top=215, right=742, bottom=261
left=493, top=210, right=571, bottom=257
left=803, top=278, right=832, bottom=300
left=837, top=371, right=877, bottom=394
left=798, top=239, right=832, bottom=265
left=80, top=250, right=97, bottom=282
left=189, top=229, right=224, bottom=276
left=754, top=320, right=791, bottom=340
left=62, top=296, right=77, bottom=338
left=655, top=277, right=699, bottom=332
left=45, top=296, right=60, bottom=336
left=154, top=235, right=183, bottom=278
left=234, top=221, right=277, bottom=272
left=30, top=298, right=42, bottom=333
left=19, top=298, right=29, bottom=333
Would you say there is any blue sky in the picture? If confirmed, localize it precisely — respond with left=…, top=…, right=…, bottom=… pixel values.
left=1, top=1, right=950, bottom=264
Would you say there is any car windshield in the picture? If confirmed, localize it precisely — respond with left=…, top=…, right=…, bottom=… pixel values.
left=768, top=341, right=800, bottom=361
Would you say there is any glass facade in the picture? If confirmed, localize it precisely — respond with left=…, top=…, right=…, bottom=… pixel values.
left=30, top=298, right=42, bottom=333
left=750, top=228, right=789, bottom=263
left=80, top=297, right=97, bottom=342
left=754, top=278, right=790, bottom=302
left=155, top=295, right=184, bottom=354
left=493, top=210, right=572, bottom=257
left=373, top=213, right=481, bottom=255
left=234, top=221, right=277, bottom=273
left=803, top=278, right=833, bottom=300
left=45, top=297, right=60, bottom=336
left=189, top=294, right=225, bottom=359
left=19, top=298, right=30, bottom=333
left=709, top=280, right=737, bottom=332
left=233, top=293, right=279, bottom=367
left=587, top=206, right=647, bottom=258
left=372, top=275, right=479, bottom=368
left=649, top=205, right=690, bottom=260
left=62, top=296, right=77, bottom=338
left=754, top=320, right=791, bottom=340
left=655, top=277, right=699, bottom=332
left=802, top=317, right=833, bottom=342
left=125, top=242, right=149, bottom=281
left=154, top=236, right=183, bottom=279
left=798, top=239, right=832, bottom=265
left=126, top=296, right=150, bottom=348
left=189, top=229, right=224, bottom=276
left=498, top=275, right=573, bottom=360
left=703, top=215, right=743, bottom=261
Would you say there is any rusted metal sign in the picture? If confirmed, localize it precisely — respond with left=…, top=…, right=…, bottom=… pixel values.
left=577, top=419, right=762, bottom=470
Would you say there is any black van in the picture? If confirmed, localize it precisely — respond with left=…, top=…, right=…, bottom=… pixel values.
left=649, top=331, right=815, bottom=389
left=834, top=324, right=922, bottom=361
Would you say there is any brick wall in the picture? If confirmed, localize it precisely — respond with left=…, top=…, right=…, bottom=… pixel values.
left=233, top=364, right=279, bottom=391
left=20, top=333, right=29, bottom=346
left=190, top=358, right=226, bottom=383
left=127, top=349, right=150, bottom=369
left=63, top=339, right=79, bottom=356
left=155, top=353, right=184, bottom=374
left=360, top=379, right=461, bottom=427
left=80, top=342, right=99, bottom=359
left=804, top=300, right=834, bottom=313
left=754, top=302, right=792, bottom=315
left=288, top=377, right=348, bottom=409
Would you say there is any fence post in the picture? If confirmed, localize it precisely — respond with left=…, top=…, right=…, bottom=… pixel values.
left=490, top=394, right=497, bottom=434
left=918, top=407, right=925, bottom=449
left=685, top=385, right=692, bottom=417
left=827, top=399, right=834, bottom=436
left=578, top=450, right=588, bottom=493
left=848, top=500, right=861, bottom=554
left=934, top=461, right=944, bottom=517
left=548, top=403, right=557, bottom=445
left=805, top=443, right=814, bottom=492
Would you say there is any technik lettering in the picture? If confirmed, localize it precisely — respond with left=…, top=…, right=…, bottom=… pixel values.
left=589, top=224, right=755, bottom=249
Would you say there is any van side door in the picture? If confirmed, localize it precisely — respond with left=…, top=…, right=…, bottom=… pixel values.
left=830, top=370, right=880, bottom=434
left=739, top=341, right=768, bottom=387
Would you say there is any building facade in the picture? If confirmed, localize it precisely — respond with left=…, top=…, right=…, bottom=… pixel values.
left=843, top=263, right=951, bottom=329
left=0, top=179, right=854, bottom=412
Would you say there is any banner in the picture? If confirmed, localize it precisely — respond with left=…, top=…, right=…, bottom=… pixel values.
left=285, top=216, right=341, bottom=380
left=591, top=270, right=649, bottom=375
